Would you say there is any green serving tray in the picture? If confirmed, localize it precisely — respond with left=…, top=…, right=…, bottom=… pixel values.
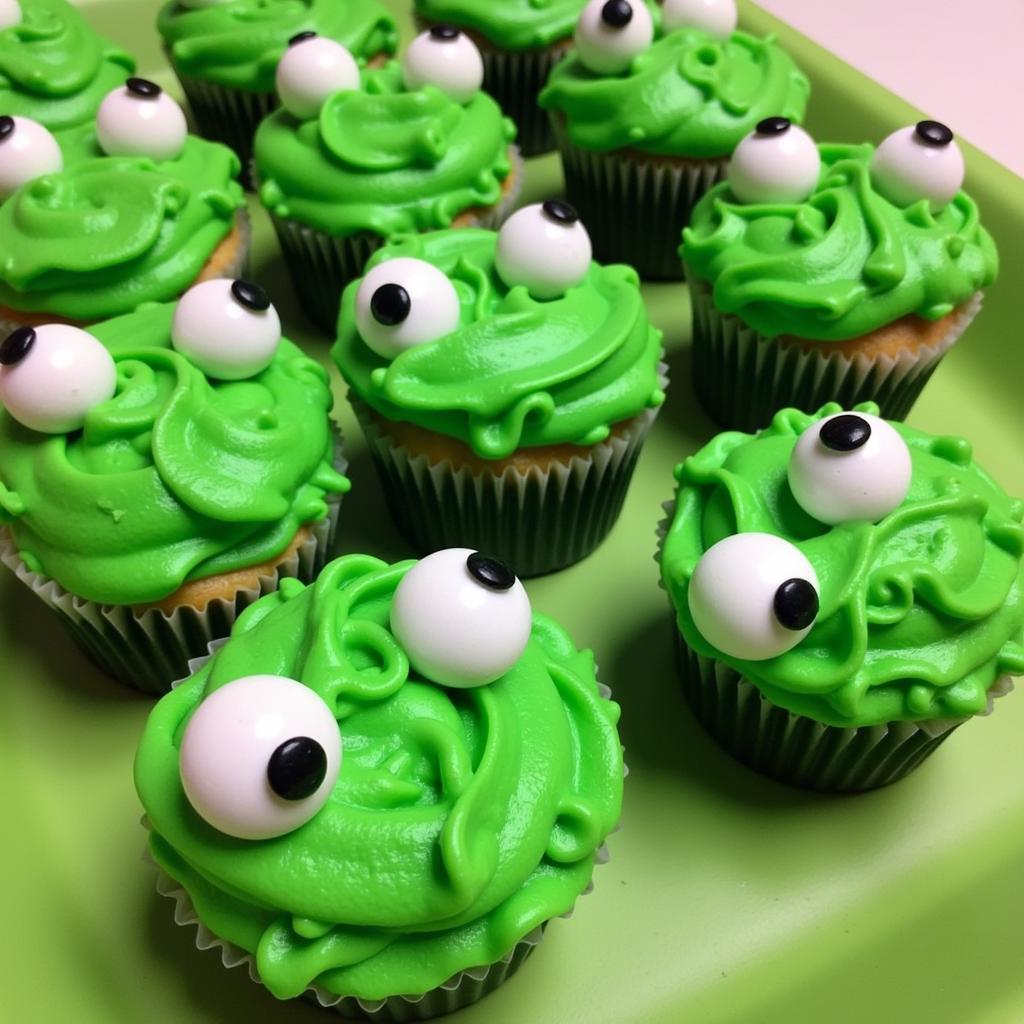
left=2, top=3, right=1022, bottom=1021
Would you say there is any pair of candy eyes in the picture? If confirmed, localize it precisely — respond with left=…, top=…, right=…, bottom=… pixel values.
left=179, top=548, right=533, bottom=841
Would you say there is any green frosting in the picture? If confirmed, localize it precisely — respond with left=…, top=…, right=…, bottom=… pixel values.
left=134, top=553, right=623, bottom=1001
left=0, top=0, right=135, bottom=131
left=0, top=136, right=244, bottom=321
left=682, top=143, right=999, bottom=341
left=157, top=0, right=397, bottom=93
left=333, top=228, right=665, bottom=459
left=255, top=61, right=515, bottom=238
left=660, top=403, right=1024, bottom=728
left=0, top=303, right=349, bottom=605
left=413, top=0, right=587, bottom=49
left=539, top=28, right=809, bottom=157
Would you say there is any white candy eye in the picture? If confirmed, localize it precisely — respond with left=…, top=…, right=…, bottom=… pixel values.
left=870, top=121, right=964, bottom=211
left=0, top=324, right=116, bottom=434
left=574, top=0, right=654, bottom=75
left=401, top=26, right=484, bottom=104
left=787, top=411, right=912, bottom=526
left=688, top=533, right=819, bottom=662
left=727, top=117, right=820, bottom=204
left=662, top=0, right=737, bottom=38
left=391, top=548, right=533, bottom=688
left=179, top=675, right=342, bottom=841
left=355, top=257, right=461, bottom=360
left=494, top=201, right=593, bottom=300
left=276, top=32, right=360, bottom=120
left=0, top=0, right=22, bottom=30
left=171, top=279, right=282, bottom=380
left=96, top=78, right=187, bottom=161
left=0, top=116, right=63, bottom=200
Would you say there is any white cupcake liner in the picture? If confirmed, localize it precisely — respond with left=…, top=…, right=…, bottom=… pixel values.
left=552, top=117, right=726, bottom=280
left=687, top=283, right=985, bottom=432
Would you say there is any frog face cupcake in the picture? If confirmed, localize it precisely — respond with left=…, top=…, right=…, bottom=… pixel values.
left=681, top=121, right=998, bottom=431
left=333, top=212, right=665, bottom=576
left=0, top=281, right=349, bottom=693
left=255, top=30, right=521, bottom=334
left=156, top=0, right=397, bottom=171
left=658, top=403, right=1024, bottom=791
left=136, top=548, right=623, bottom=1018
left=539, top=0, right=809, bottom=279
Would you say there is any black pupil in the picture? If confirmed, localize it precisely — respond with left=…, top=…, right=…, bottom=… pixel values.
left=429, top=24, right=460, bottom=40
left=289, top=30, right=317, bottom=46
left=915, top=120, right=953, bottom=147
left=773, top=578, right=819, bottom=632
left=756, top=116, right=791, bottom=136
left=0, top=326, right=35, bottom=366
left=370, top=283, right=412, bottom=327
left=542, top=199, right=579, bottom=225
left=467, top=552, right=516, bottom=591
left=126, top=77, right=161, bottom=99
left=819, top=414, right=871, bottom=452
left=601, top=0, right=633, bottom=28
left=231, top=278, right=271, bottom=312
left=0, top=116, right=14, bottom=143
left=267, top=736, right=328, bottom=801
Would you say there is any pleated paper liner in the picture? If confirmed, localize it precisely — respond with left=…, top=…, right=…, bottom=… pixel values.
left=551, top=116, right=727, bottom=280
left=687, top=283, right=985, bottom=433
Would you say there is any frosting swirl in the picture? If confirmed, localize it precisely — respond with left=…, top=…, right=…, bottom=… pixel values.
left=413, top=0, right=587, bottom=49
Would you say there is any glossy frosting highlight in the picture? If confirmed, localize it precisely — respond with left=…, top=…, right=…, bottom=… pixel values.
left=135, top=553, right=623, bottom=1000
left=413, top=0, right=587, bottom=49
left=682, top=142, right=998, bottom=341
left=660, top=403, right=1024, bottom=727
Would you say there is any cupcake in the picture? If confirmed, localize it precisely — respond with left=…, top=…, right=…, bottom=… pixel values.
left=658, top=403, right=1024, bottom=791
left=539, top=0, right=809, bottom=279
left=413, top=0, right=586, bottom=156
left=0, top=79, right=247, bottom=332
left=681, top=121, right=998, bottom=431
left=255, top=29, right=520, bottom=334
left=0, top=0, right=135, bottom=133
left=333, top=209, right=666, bottom=576
left=0, top=281, right=349, bottom=693
left=156, top=0, right=397, bottom=171
left=135, top=547, right=624, bottom=1018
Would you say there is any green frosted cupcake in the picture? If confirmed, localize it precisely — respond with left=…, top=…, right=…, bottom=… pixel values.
left=156, top=0, right=397, bottom=172
left=135, top=548, right=623, bottom=1018
left=333, top=212, right=665, bottom=576
left=539, top=0, right=809, bottom=279
left=658, top=403, right=1024, bottom=791
left=0, top=284, right=349, bottom=693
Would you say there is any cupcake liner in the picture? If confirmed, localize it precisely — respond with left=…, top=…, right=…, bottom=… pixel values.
left=688, top=284, right=984, bottom=432
left=0, top=435, right=347, bottom=696
left=552, top=118, right=726, bottom=280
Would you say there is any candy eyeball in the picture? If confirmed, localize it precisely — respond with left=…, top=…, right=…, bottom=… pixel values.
left=0, top=116, right=63, bottom=200
left=727, top=117, right=820, bottom=204
left=179, top=674, right=342, bottom=841
left=574, top=0, right=654, bottom=75
left=96, top=78, right=188, bottom=161
left=787, top=411, right=912, bottom=526
left=276, top=32, right=360, bottom=120
left=401, top=26, right=484, bottom=104
left=662, top=0, right=737, bottom=38
left=494, top=200, right=593, bottom=300
left=0, top=0, right=22, bottom=30
left=171, top=278, right=282, bottom=381
left=688, top=533, right=820, bottom=661
left=870, top=121, right=964, bottom=211
left=0, top=324, right=116, bottom=434
left=391, top=548, right=533, bottom=688
left=355, top=257, right=461, bottom=360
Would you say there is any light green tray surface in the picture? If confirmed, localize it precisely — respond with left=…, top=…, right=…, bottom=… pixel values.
left=2, top=3, right=1022, bottom=1022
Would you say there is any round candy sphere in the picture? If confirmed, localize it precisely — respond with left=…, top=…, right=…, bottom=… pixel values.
left=870, top=121, right=964, bottom=210
left=662, top=0, right=737, bottom=38
left=0, top=324, right=116, bottom=434
left=276, top=34, right=360, bottom=120
left=0, top=116, right=63, bottom=200
left=727, top=117, right=820, bottom=204
left=574, top=0, right=654, bottom=76
left=391, top=548, right=533, bottom=688
left=96, top=79, right=188, bottom=161
left=401, top=26, right=484, bottom=104
left=0, top=0, right=22, bottom=30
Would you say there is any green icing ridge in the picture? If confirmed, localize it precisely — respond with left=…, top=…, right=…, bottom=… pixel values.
left=157, top=0, right=397, bottom=93
left=332, top=228, right=665, bottom=459
left=539, top=27, right=809, bottom=157
left=255, top=61, right=515, bottom=238
left=0, top=0, right=135, bottom=131
left=659, top=403, right=1024, bottom=728
left=0, top=303, right=349, bottom=605
left=681, top=142, right=998, bottom=341
left=134, top=553, right=623, bottom=1001
left=413, top=0, right=587, bottom=49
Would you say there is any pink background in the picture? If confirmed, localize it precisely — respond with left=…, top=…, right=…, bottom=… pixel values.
left=758, top=0, right=1023, bottom=177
